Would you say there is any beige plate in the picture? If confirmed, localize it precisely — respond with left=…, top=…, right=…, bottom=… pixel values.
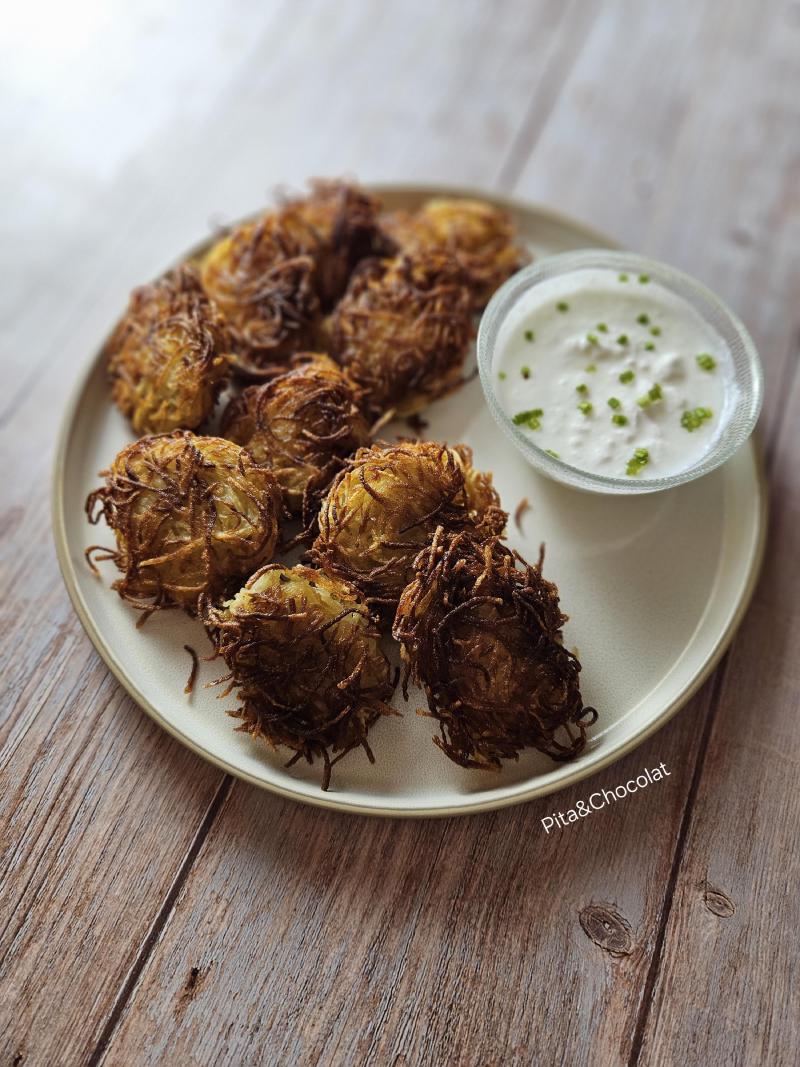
left=52, top=185, right=767, bottom=817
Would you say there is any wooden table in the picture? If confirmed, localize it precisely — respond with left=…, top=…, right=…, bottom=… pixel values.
left=2, top=2, right=798, bottom=1063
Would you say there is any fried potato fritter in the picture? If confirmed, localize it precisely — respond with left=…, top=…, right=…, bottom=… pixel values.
left=383, top=197, right=529, bottom=308
left=200, top=213, right=321, bottom=377
left=326, top=252, right=474, bottom=418
left=311, top=440, right=506, bottom=609
left=86, top=431, right=282, bottom=617
left=221, top=353, right=370, bottom=525
left=200, top=180, right=388, bottom=376
left=207, top=564, right=396, bottom=789
left=279, top=179, right=390, bottom=308
left=106, top=265, right=231, bottom=434
left=393, top=528, right=597, bottom=769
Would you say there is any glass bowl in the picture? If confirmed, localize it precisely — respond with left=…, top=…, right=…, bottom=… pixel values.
left=477, top=250, right=763, bottom=494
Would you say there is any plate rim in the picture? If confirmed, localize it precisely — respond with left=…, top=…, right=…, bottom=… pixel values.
left=51, top=187, right=768, bottom=818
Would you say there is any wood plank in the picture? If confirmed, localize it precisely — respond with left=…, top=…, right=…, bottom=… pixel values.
left=102, top=718, right=706, bottom=1067
left=636, top=360, right=800, bottom=1066
left=0, top=9, right=271, bottom=1054
left=513, top=2, right=800, bottom=1061
left=0, top=651, right=225, bottom=1067
left=0, top=1, right=600, bottom=1063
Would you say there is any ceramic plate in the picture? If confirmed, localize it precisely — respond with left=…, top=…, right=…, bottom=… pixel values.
left=52, top=185, right=766, bottom=817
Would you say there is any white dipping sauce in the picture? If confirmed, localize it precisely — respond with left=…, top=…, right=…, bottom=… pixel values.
left=494, top=268, right=734, bottom=479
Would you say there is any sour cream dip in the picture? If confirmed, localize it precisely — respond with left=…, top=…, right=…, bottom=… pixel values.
left=492, top=267, right=734, bottom=480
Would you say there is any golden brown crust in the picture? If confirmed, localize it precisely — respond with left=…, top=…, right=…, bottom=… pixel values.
left=106, top=264, right=231, bottom=434
left=382, top=198, right=529, bottom=309
left=278, top=179, right=391, bottom=309
left=85, top=431, right=282, bottom=618
left=199, top=180, right=390, bottom=378
left=205, top=563, right=396, bottom=789
left=451, top=443, right=508, bottom=537
left=310, top=440, right=506, bottom=609
left=393, top=527, right=597, bottom=769
left=200, top=214, right=321, bottom=377
left=326, top=252, right=474, bottom=419
left=220, top=353, right=370, bottom=526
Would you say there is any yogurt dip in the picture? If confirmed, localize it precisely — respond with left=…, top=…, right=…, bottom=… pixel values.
left=493, top=268, right=734, bottom=479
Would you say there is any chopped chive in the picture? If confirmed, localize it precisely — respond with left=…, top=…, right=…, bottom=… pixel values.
left=612, top=414, right=629, bottom=427
left=545, top=448, right=560, bottom=459
left=607, top=397, right=622, bottom=410
left=636, top=313, right=650, bottom=325
left=586, top=333, right=599, bottom=345
left=585, top=362, right=597, bottom=373
left=619, top=369, right=635, bottom=384
left=524, top=329, right=535, bottom=342
left=617, top=334, right=629, bottom=345
left=512, top=408, right=544, bottom=430
left=650, top=325, right=661, bottom=336
left=576, top=383, right=589, bottom=395
left=696, top=353, right=717, bottom=372
left=597, top=322, right=609, bottom=333
left=556, top=301, right=569, bottom=312
left=626, top=447, right=650, bottom=475
left=645, top=342, right=656, bottom=351
left=681, top=407, right=713, bottom=431
left=639, top=274, right=650, bottom=284
left=521, top=365, right=531, bottom=379
left=618, top=273, right=629, bottom=282
left=638, top=382, right=663, bottom=408
left=577, top=401, right=593, bottom=416
left=498, top=371, right=507, bottom=380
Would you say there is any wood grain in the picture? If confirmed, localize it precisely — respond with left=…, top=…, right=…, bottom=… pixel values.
left=636, top=360, right=800, bottom=1066
left=514, top=3, right=800, bottom=1062
left=103, top=720, right=706, bottom=1067
left=0, top=1, right=798, bottom=1064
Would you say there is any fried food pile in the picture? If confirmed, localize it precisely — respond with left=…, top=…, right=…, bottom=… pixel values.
left=88, top=177, right=597, bottom=789
left=394, top=529, right=597, bottom=769
left=207, top=564, right=395, bottom=790
left=105, top=180, right=526, bottom=427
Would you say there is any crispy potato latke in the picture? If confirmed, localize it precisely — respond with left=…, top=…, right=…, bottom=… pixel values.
left=200, top=180, right=389, bottom=376
left=279, top=179, right=391, bottom=309
left=221, top=353, right=370, bottom=526
left=207, top=564, right=396, bottom=790
left=383, top=197, right=529, bottom=309
left=200, top=213, right=320, bottom=377
left=86, top=431, right=282, bottom=618
left=326, top=251, right=474, bottom=418
left=106, top=264, right=231, bottom=434
left=311, top=440, right=506, bottom=609
left=393, top=527, right=597, bottom=769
